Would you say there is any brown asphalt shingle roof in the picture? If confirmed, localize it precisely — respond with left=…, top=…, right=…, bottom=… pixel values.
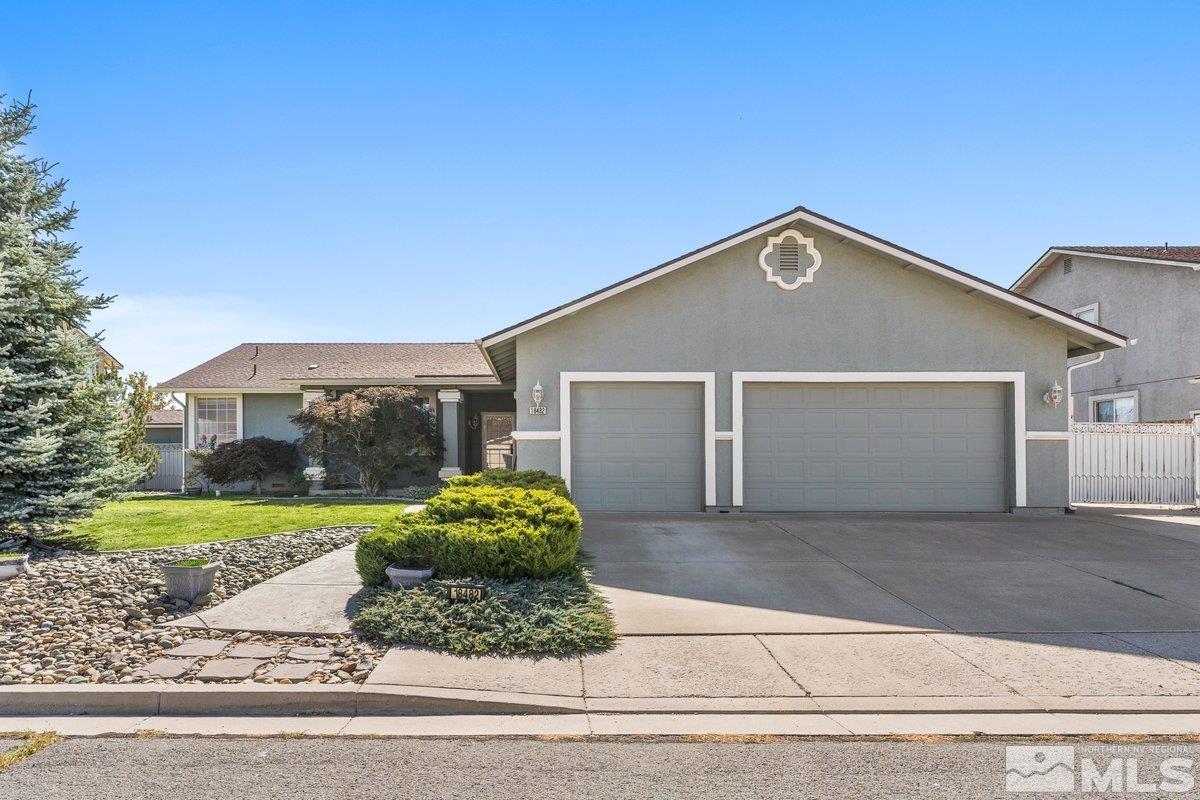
left=1055, top=246, right=1200, bottom=265
left=147, top=409, right=183, bottom=426
left=156, top=343, right=493, bottom=391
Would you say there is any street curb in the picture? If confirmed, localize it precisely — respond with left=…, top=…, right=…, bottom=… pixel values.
left=4, top=686, right=1200, bottom=717
left=0, top=684, right=581, bottom=717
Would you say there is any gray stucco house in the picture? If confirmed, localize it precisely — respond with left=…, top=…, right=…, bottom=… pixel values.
left=144, top=408, right=183, bottom=445
left=158, top=204, right=1128, bottom=512
left=1011, top=246, right=1199, bottom=424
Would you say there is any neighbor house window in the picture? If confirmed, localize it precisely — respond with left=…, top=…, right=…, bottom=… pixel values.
left=1073, top=302, right=1099, bottom=324
left=194, top=396, right=239, bottom=449
left=1092, top=393, right=1137, bottom=423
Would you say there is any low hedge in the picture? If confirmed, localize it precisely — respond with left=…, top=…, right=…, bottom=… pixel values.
left=446, top=468, right=570, bottom=500
left=355, top=484, right=582, bottom=585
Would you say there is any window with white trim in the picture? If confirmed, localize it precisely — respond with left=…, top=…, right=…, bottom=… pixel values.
left=1073, top=302, right=1099, bottom=324
left=1092, top=394, right=1137, bottom=423
left=195, top=396, right=238, bottom=449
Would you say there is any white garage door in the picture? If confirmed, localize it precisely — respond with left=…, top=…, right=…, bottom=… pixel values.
left=743, top=383, right=1008, bottom=512
left=571, top=382, right=704, bottom=511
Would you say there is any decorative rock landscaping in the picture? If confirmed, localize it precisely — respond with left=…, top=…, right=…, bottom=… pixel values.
left=0, top=526, right=382, bottom=685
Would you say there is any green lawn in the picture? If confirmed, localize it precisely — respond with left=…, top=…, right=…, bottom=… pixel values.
left=62, top=494, right=411, bottom=551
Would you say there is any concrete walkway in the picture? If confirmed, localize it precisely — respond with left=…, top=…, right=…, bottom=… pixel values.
left=171, top=545, right=363, bottom=635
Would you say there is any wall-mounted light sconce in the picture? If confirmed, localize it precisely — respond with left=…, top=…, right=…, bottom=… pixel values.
left=467, top=414, right=480, bottom=430
left=529, top=381, right=547, bottom=415
left=1043, top=381, right=1064, bottom=408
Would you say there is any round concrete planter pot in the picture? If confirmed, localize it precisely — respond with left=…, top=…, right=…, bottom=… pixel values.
left=386, top=564, right=434, bottom=589
left=0, top=554, right=30, bottom=581
left=161, top=561, right=221, bottom=602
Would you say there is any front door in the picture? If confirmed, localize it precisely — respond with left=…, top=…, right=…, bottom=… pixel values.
left=481, top=412, right=516, bottom=469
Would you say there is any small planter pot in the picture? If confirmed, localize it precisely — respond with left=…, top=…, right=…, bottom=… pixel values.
left=0, top=554, right=30, bottom=581
left=161, top=561, right=221, bottom=602
left=386, top=564, right=434, bottom=589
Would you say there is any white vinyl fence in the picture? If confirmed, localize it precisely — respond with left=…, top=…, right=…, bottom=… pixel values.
left=1071, top=422, right=1199, bottom=505
left=140, top=443, right=183, bottom=492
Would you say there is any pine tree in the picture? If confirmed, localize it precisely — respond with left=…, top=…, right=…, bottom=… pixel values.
left=0, top=95, right=138, bottom=536
left=115, top=370, right=162, bottom=484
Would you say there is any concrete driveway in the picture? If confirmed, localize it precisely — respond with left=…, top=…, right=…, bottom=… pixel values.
left=586, top=506, right=1200, bottom=636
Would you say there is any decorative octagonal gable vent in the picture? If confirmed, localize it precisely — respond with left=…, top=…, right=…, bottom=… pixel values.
left=758, top=229, right=822, bottom=291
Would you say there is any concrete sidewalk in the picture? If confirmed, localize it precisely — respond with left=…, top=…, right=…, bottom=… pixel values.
left=171, top=545, right=364, bottom=635
left=365, top=632, right=1200, bottom=712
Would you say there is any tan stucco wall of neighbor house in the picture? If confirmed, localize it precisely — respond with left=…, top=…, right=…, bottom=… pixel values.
left=511, top=223, right=1074, bottom=510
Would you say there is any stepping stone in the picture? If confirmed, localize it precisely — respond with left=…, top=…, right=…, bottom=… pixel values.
left=287, top=646, right=332, bottom=662
left=164, top=638, right=230, bottom=657
left=194, top=658, right=266, bottom=682
left=137, top=657, right=198, bottom=679
left=266, top=662, right=319, bottom=681
left=228, top=643, right=282, bottom=659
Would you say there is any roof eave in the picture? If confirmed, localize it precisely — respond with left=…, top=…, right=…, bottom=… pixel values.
left=1012, top=247, right=1200, bottom=294
left=482, top=205, right=1130, bottom=353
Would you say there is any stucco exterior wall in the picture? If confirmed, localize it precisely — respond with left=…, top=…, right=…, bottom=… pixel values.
left=1021, top=254, right=1199, bottom=422
left=243, top=393, right=303, bottom=441
left=513, top=223, right=1073, bottom=509
left=145, top=427, right=181, bottom=445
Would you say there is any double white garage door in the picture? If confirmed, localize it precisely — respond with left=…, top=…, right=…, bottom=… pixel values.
left=570, top=381, right=1008, bottom=512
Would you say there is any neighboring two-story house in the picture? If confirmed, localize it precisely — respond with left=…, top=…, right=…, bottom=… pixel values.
left=1011, top=246, right=1199, bottom=424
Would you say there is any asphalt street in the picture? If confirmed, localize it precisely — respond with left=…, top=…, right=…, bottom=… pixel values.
left=4, top=736, right=1200, bottom=799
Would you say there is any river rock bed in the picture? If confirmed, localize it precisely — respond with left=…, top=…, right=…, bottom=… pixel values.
left=0, top=526, right=381, bottom=685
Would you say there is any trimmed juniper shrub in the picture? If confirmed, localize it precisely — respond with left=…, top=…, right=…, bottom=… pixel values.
left=446, top=468, right=570, bottom=500
left=355, top=485, right=582, bottom=586
left=351, top=566, right=615, bottom=654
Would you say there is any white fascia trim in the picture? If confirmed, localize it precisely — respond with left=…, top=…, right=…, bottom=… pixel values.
left=1012, top=248, right=1200, bottom=294
left=160, top=387, right=297, bottom=394
left=731, top=371, right=1028, bottom=508
left=511, top=430, right=561, bottom=440
left=277, top=377, right=502, bottom=387
left=1026, top=430, right=1071, bottom=440
left=186, top=392, right=244, bottom=448
left=482, top=209, right=1127, bottom=350
left=559, top=371, right=717, bottom=507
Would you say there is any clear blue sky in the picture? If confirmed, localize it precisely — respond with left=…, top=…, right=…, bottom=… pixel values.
left=4, top=2, right=1198, bottom=382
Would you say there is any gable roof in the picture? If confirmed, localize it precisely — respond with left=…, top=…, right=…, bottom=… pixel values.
left=147, top=408, right=183, bottom=427
left=479, top=204, right=1129, bottom=367
left=156, top=343, right=497, bottom=392
left=1011, top=246, right=1200, bottom=294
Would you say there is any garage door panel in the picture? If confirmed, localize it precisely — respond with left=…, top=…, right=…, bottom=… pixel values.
left=743, top=382, right=1007, bottom=512
left=572, top=382, right=703, bottom=511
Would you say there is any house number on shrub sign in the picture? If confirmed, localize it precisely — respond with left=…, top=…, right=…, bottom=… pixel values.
left=447, top=583, right=486, bottom=603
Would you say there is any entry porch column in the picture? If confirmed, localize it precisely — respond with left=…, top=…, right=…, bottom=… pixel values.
left=438, top=388, right=464, bottom=478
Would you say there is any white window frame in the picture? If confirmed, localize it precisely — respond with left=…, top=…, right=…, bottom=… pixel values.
left=1090, top=390, right=1139, bottom=423
left=559, top=372, right=717, bottom=508
left=1073, top=302, right=1100, bottom=324
left=187, top=393, right=244, bottom=449
left=731, top=372, right=1029, bottom=508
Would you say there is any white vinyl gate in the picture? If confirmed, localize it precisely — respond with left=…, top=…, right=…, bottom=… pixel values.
left=1070, top=422, right=1199, bottom=505
left=141, top=443, right=183, bottom=492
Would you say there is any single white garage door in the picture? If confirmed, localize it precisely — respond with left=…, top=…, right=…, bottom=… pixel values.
left=571, top=382, right=704, bottom=511
left=743, top=383, right=1008, bottom=512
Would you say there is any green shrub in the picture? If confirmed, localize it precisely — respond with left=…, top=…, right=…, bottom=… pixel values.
left=351, top=566, right=615, bottom=654
left=446, top=468, right=570, bottom=500
left=396, top=483, right=443, bottom=500
left=355, top=485, right=582, bottom=586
